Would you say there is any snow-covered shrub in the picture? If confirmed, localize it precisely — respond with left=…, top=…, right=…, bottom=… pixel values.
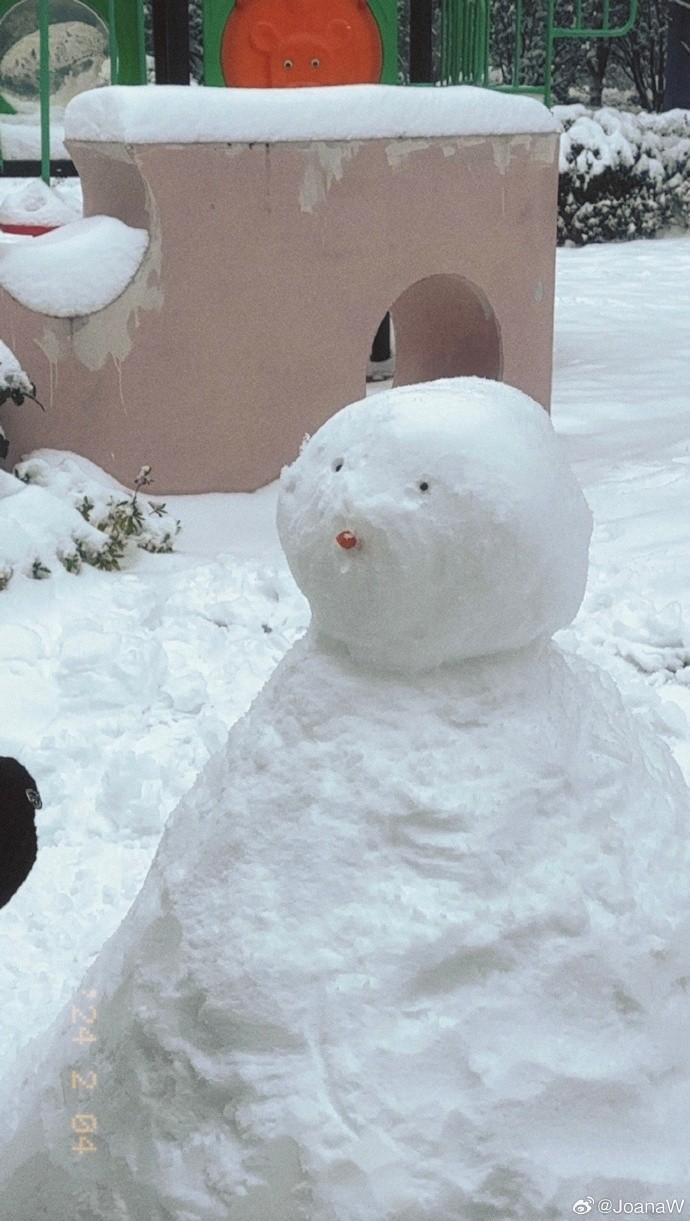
left=0, top=456, right=181, bottom=586
left=556, top=105, right=690, bottom=245
left=0, top=340, right=43, bottom=460
left=14, top=455, right=181, bottom=568
left=0, top=479, right=121, bottom=581
left=0, top=337, right=181, bottom=587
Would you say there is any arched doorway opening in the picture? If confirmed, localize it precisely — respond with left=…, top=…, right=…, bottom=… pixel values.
left=366, top=273, right=502, bottom=394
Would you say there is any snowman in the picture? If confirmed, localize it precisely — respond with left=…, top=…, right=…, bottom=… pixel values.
left=1, top=377, right=690, bottom=1221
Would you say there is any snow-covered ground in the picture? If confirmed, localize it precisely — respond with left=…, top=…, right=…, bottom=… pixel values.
left=0, top=233, right=690, bottom=1101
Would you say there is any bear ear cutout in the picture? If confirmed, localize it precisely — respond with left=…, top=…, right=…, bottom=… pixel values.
left=327, top=19, right=352, bottom=47
left=250, top=20, right=281, bottom=53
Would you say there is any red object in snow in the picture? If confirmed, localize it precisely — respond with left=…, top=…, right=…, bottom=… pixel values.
left=336, top=530, right=359, bottom=550
left=221, top=0, right=382, bottom=88
left=0, top=222, right=59, bottom=236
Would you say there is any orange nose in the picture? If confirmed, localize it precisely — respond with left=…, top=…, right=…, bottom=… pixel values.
left=336, top=530, right=359, bottom=550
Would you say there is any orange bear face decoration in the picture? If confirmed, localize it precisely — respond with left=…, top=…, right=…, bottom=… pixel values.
left=250, top=18, right=353, bottom=87
left=221, top=0, right=383, bottom=88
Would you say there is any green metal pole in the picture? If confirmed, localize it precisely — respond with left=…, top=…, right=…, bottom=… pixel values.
left=202, top=0, right=214, bottom=85
left=136, top=0, right=146, bottom=81
left=543, top=0, right=555, bottom=107
left=513, top=0, right=523, bottom=86
left=107, top=0, right=118, bottom=82
left=39, top=0, right=50, bottom=184
left=446, top=0, right=454, bottom=83
left=553, top=0, right=638, bottom=39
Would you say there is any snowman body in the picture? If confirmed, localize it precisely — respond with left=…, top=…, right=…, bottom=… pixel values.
left=1, top=378, right=689, bottom=1220
left=154, top=625, right=690, bottom=1219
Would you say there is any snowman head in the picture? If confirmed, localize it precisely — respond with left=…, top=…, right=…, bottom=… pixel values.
left=277, top=378, right=592, bottom=672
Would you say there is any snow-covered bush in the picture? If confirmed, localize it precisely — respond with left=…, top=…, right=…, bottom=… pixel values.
left=14, top=455, right=181, bottom=570
left=1, top=454, right=181, bottom=586
left=0, top=339, right=180, bottom=587
left=556, top=105, right=690, bottom=245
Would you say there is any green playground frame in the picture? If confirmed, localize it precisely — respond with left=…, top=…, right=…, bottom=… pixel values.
left=0, top=0, right=145, bottom=179
left=439, top=0, right=639, bottom=103
left=0, top=0, right=640, bottom=183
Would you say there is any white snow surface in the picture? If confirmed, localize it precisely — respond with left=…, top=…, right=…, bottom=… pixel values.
left=0, top=179, right=78, bottom=228
left=0, top=176, right=83, bottom=229
left=278, top=379, right=592, bottom=671
left=64, top=83, right=559, bottom=145
left=2, top=627, right=690, bottom=1219
left=0, top=480, right=111, bottom=572
left=0, top=237, right=690, bottom=1217
left=0, top=215, right=148, bottom=315
left=0, top=117, right=68, bottom=160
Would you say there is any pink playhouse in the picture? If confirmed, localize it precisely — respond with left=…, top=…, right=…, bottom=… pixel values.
left=0, top=83, right=560, bottom=493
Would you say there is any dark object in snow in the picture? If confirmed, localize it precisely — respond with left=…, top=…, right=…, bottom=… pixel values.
left=0, top=758, right=42, bottom=910
left=665, top=0, right=690, bottom=110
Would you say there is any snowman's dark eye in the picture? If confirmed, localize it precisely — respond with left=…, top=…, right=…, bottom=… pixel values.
left=418, top=481, right=430, bottom=492
left=332, top=459, right=344, bottom=472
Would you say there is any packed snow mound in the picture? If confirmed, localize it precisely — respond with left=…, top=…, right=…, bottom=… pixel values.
left=0, top=215, right=148, bottom=316
left=64, top=82, right=559, bottom=145
left=278, top=377, right=593, bottom=671
left=0, top=478, right=114, bottom=581
left=0, top=179, right=78, bottom=228
left=1, top=633, right=690, bottom=1218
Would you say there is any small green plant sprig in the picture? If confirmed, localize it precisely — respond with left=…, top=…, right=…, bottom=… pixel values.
left=75, top=465, right=181, bottom=569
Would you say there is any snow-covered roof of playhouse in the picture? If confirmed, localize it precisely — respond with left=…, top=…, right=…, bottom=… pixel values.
left=64, top=84, right=559, bottom=146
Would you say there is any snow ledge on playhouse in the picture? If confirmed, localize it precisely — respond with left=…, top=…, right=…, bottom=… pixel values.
left=63, top=83, right=560, bottom=146
left=0, top=217, right=148, bottom=317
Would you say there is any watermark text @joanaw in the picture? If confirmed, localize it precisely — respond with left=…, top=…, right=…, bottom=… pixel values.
left=572, top=1199, right=685, bottom=1215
